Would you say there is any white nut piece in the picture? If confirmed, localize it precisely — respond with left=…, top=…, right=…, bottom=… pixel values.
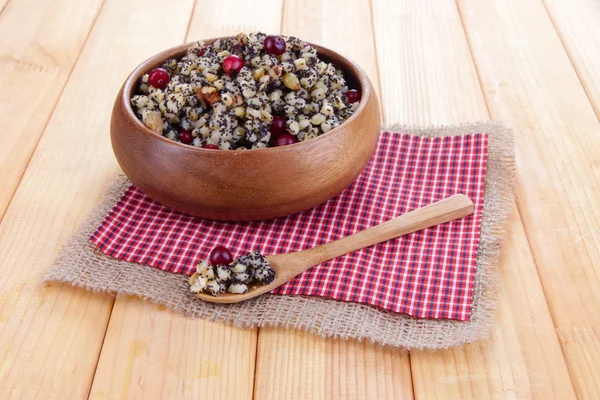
left=310, top=113, right=326, bottom=125
left=253, top=68, right=265, bottom=80
left=190, top=274, right=208, bottom=294
left=311, top=88, right=326, bottom=101
left=293, top=58, right=306, bottom=71
left=242, top=87, right=256, bottom=98
left=197, top=260, right=211, bottom=274
left=199, top=126, right=211, bottom=137
left=213, top=79, right=224, bottom=90
left=233, top=272, right=252, bottom=283
left=234, top=106, right=246, bottom=118
left=131, top=95, right=149, bottom=109
left=260, top=110, right=273, bottom=122
left=246, top=107, right=262, bottom=119
left=228, top=283, right=248, bottom=294
left=206, top=279, right=221, bottom=296
left=320, top=100, right=334, bottom=116
left=282, top=73, right=300, bottom=90
left=287, top=120, right=300, bottom=135
left=268, top=65, right=283, bottom=78
left=298, top=119, right=311, bottom=130
left=221, top=93, right=233, bottom=106
left=231, top=262, right=247, bottom=273
left=217, top=50, right=230, bottom=58
left=269, top=89, right=282, bottom=102
left=219, top=141, right=232, bottom=150
left=141, top=110, right=163, bottom=134
left=216, top=265, right=232, bottom=281
left=205, top=72, right=219, bottom=82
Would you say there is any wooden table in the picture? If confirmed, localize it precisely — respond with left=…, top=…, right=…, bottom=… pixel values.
left=1, top=0, right=598, bottom=398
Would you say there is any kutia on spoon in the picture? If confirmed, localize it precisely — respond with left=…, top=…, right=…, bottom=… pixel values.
left=192, top=194, right=475, bottom=303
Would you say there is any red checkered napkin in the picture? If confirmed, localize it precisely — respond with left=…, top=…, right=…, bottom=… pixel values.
left=91, top=132, right=488, bottom=320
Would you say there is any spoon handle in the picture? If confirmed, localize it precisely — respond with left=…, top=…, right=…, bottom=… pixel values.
left=289, top=194, right=474, bottom=269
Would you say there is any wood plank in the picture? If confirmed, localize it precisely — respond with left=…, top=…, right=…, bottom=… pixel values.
left=276, top=0, right=382, bottom=106
left=186, top=0, right=283, bottom=40
left=0, top=0, right=194, bottom=397
left=543, top=0, right=600, bottom=118
left=254, top=329, right=414, bottom=400
left=458, top=0, right=600, bottom=397
left=88, top=1, right=283, bottom=398
left=0, top=0, right=104, bottom=221
left=89, top=298, right=257, bottom=400
left=0, top=0, right=12, bottom=16
left=372, top=0, right=487, bottom=126
left=411, top=208, right=576, bottom=399
left=253, top=1, right=413, bottom=399
left=372, top=0, right=576, bottom=398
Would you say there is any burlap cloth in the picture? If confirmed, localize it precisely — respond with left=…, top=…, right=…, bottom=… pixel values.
left=44, top=123, right=514, bottom=349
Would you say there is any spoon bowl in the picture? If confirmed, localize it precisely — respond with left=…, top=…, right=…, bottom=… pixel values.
left=196, top=194, right=475, bottom=303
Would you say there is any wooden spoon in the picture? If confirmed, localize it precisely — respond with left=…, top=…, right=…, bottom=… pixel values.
left=196, top=194, right=474, bottom=304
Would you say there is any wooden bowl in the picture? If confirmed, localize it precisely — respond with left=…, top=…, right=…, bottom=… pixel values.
left=111, top=39, right=381, bottom=221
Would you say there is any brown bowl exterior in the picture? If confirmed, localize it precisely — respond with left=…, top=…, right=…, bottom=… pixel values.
left=111, top=40, right=380, bottom=221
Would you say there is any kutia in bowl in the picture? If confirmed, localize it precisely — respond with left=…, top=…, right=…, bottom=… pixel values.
left=111, top=32, right=380, bottom=221
left=130, top=32, right=363, bottom=150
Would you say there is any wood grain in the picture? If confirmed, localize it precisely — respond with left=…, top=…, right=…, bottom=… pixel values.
left=458, top=0, right=600, bottom=397
left=89, top=1, right=283, bottom=398
left=373, top=0, right=575, bottom=399
left=0, top=0, right=11, bottom=16
left=254, top=328, right=414, bottom=400
left=543, top=0, right=600, bottom=118
left=89, top=298, right=257, bottom=400
left=186, top=0, right=283, bottom=39
left=0, top=0, right=194, bottom=397
left=0, top=0, right=597, bottom=397
left=253, top=1, right=414, bottom=399
left=279, top=0, right=382, bottom=106
left=411, top=207, right=576, bottom=399
left=372, top=0, right=488, bottom=126
left=0, top=0, right=103, bottom=221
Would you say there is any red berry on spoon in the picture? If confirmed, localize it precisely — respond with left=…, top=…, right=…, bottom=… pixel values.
left=148, top=68, right=170, bottom=89
left=274, top=133, right=298, bottom=147
left=203, top=144, right=219, bottom=150
left=264, top=35, right=286, bottom=56
left=209, top=245, right=233, bottom=265
left=269, top=116, right=286, bottom=136
left=223, top=55, right=245, bottom=77
left=346, top=89, right=361, bottom=103
left=178, top=130, right=193, bottom=144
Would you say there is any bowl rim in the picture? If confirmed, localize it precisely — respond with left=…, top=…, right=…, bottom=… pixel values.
left=120, top=36, right=374, bottom=154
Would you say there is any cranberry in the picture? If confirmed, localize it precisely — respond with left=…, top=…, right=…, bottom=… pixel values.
left=203, top=144, right=219, bottom=150
left=209, top=245, right=233, bottom=265
left=148, top=68, right=170, bottom=89
left=264, top=35, right=286, bottom=56
left=178, top=130, right=193, bottom=144
left=274, top=133, right=298, bottom=147
left=269, top=116, right=286, bottom=136
left=346, top=89, right=361, bottom=103
left=223, top=55, right=245, bottom=77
